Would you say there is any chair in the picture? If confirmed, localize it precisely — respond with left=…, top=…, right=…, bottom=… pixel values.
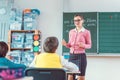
left=25, top=68, right=66, bottom=80
left=0, top=67, right=25, bottom=80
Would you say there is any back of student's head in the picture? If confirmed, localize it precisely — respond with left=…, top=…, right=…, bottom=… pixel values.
left=0, top=41, right=8, bottom=57
left=43, top=36, right=59, bottom=53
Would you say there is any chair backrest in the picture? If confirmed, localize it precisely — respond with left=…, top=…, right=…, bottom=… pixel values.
left=25, top=68, right=66, bottom=80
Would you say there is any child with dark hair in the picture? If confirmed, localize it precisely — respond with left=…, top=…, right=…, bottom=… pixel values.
left=0, top=41, right=26, bottom=69
left=33, top=36, right=79, bottom=72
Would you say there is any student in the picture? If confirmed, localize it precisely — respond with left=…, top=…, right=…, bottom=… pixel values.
left=32, top=36, right=79, bottom=73
left=29, top=52, right=40, bottom=67
left=0, top=41, right=26, bottom=69
left=62, top=14, right=92, bottom=80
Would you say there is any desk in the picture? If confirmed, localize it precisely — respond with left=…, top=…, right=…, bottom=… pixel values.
left=66, top=72, right=81, bottom=75
left=66, top=72, right=81, bottom=80
left=15, top=76, right=33, bottom=80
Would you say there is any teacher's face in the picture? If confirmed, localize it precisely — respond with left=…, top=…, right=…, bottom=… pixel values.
left=74, top=16, right=84, bottom=28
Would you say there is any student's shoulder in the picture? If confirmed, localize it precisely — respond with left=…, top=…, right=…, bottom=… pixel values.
left=37, top=53, right=45, bottom=56
left=36, top=53, right=49, bottom=58
left=16, top=64, right=26, bottom=69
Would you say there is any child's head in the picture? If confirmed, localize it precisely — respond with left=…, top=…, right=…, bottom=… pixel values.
left=0, top=41, right=8, bottom=57
left=43, top=36, right=59, bottom=53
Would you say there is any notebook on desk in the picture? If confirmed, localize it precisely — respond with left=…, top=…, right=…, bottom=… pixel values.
left=0, top=67, right=25, bottom=80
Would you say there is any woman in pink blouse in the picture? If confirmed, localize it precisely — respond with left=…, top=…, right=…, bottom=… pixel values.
left=62, top=14, right=92, bottom=80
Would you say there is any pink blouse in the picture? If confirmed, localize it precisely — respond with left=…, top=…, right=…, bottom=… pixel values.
left=66, top=27, right=92, bottom=54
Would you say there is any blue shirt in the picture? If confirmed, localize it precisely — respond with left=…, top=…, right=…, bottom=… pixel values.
left=0, top=57, right=26, bottom=69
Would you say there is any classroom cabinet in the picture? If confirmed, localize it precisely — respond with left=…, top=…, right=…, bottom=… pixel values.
left=7, top=30, right=41, bottom=66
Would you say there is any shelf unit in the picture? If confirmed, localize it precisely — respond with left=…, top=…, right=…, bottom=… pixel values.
left=8, top=30, right=41, bottom=52
left=7, top=30, right=41, bottom=66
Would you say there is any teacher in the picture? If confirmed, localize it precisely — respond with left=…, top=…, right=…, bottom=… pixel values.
left=62, top=14, right=92, bottom=80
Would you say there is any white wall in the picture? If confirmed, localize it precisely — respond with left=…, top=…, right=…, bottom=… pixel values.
left=63, top=0, right=120, bottom=12
left=87, top=56, right=120, bottom=80
left=15, top=0, right=63, bottom=53
left=15, top=0, right=120, bottom=80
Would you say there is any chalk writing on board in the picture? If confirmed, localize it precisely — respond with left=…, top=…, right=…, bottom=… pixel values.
left=84, top=18, right=97, bottom=27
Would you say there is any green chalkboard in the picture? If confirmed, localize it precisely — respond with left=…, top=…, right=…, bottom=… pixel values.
left=63, top=12, right=97, bottom=53
left=99, top=12, right=120, bottom=53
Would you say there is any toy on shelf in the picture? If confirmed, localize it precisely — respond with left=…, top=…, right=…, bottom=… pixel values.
left=23, top=8, right=40, bottom=30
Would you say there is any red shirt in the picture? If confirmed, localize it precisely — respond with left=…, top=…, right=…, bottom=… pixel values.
left=66, top=27, right=92, bottom=54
